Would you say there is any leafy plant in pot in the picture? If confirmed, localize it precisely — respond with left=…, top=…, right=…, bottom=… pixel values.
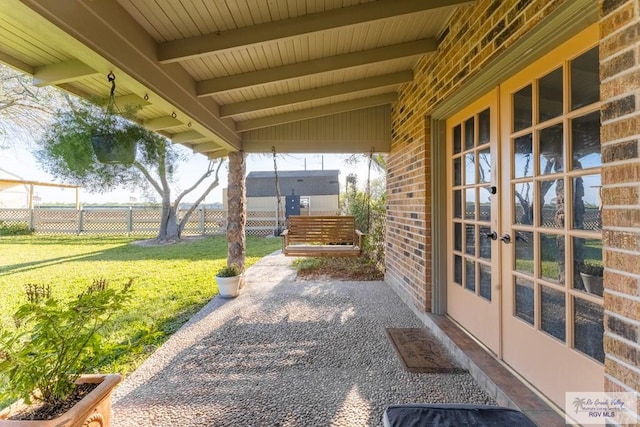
left=42, top=92, right=152, bottom=168
left=579, top=261, right=604, bottom=296
left=215, top=264, right=242, bottom=298
left=0, top=278, right=133, bottom=426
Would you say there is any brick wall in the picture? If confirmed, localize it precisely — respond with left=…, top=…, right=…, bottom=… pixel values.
left=599, top=0, right=640, bottom=399
left=386, top=0, right=565, bottom=311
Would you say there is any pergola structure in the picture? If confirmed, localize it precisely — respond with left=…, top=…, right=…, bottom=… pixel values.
left=0, top=178, right=80, bottom=208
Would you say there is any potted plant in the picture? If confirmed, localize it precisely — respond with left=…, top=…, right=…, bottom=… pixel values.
left=215, top=264, right=242, bottom=298
left=41, top=97, right=152, bottom=166
left=0, top=278, right=133, bottom=426
left=579, top=261, right=604, bottom=295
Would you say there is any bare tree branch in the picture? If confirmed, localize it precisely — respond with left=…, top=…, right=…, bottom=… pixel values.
left=177, top=159, right=224, bottom=231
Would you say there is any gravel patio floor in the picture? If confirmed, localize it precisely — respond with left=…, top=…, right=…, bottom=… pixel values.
left=112, top=252, right=494, bottom=426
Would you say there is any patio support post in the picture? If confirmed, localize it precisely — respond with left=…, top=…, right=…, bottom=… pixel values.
left=227, top=150, right=246, bottom=271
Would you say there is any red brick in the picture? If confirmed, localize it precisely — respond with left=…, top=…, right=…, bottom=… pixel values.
left=605, top=357, right=640, bottom=391
left=604, top=289, right=640, bottom=321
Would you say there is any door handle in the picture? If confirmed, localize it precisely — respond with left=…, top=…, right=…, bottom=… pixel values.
left=500, top=234, right=511, bottom=244
left=483, top=231, right=497, bottom=240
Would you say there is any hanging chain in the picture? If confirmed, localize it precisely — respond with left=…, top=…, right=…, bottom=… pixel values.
left=106, top=72, right=120, bottom=113
left=366, top=146, right=374, bottom=233
left=272, top=146, right=284, bottom=234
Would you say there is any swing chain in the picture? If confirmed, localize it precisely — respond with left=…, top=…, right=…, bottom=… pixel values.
left=365, top=146, right=375, bottom=233
left=272, top=146, right=284, bottom=235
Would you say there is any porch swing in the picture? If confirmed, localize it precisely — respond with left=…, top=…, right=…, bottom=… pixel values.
left=275, top=146, right=367, bottom=257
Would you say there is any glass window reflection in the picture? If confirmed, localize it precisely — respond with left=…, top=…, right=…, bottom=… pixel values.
left=539, top=179, right=564, bottom=229
left=514, top=182, right=534, bottom=225
left=571, top=47, right=599, bottom=110
left=478, top=108, right=491, bottom=144
left=515, top=231, right=534, bottom=274
left=453, top=125, right=462, bottom=154
left=478, top=149, right=491, bottom=183
left=574, top=297, right=604, bottom=362
left=572, top=112, right=601, bottom=169
left=515, top=277, right=534, bottom=325
left=540, top=124, right=564, bottom=174
left=539, top=67, right=563, bottom=122
left=465, top=118, right=475, bottom=150
left=514, top=134, right=533, bottom=178
left=541, top=286, right=566, bottom=342
left=572, top=175, right=601, bottom=231
left=540, top=233, right=565, bottom=284
left=513, top=85, right=532, bottom=131
left=465, top=153, right=476, bottom=185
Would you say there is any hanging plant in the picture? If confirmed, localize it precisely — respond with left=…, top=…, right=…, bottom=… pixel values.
left=87, top=72, right=141, bottom=164
left=39, top=71, right=156, bottom=167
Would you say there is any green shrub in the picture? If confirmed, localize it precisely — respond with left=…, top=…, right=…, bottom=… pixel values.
left=0, top=278, right=133, bottom=407
left=216, top=264, right=241, bottom=277
left=292, top=257, right=327, bottom=272
left=344, top=189, right=386, bottom=272
left=0, top=222, right=32, bottom=236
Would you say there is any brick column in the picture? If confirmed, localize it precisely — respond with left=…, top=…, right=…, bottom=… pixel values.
left=599, top=0, right=640, bottom=396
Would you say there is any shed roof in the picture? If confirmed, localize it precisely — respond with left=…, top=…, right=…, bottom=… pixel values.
left=247, top=170, right=339, bottom=179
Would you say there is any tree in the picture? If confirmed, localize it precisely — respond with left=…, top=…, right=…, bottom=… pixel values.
left=0, top=64, right=61, bottom=148
left=36, top=97, right=224, bottom=241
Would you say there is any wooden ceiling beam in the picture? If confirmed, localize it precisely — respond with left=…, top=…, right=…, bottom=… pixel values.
left=170, top=130, right=207, bottom=144
left=192, top=142, right=223, bottom=153
left=18, top=0, right=241, bottom=149
left=158, top=0, right=469, bottom=63
left=114, top=94, right=151, bottom=109
left=236, top=93, right=397, bottom=132
left=33, top=59, right=98, bottom=87
left=220, top=71, right=413, bottom=118
left=197, top=39, right=435, bottom=96
left=145, top=116, right=183, bottom=131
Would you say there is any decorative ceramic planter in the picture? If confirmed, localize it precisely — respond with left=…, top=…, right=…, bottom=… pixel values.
left=216, top=275, right=241, bottom=298
left=580, top=273, right=603, bottom=296
left=0, top=374, right=121, bottom=426
left=91, top=135, right=137, bottom=164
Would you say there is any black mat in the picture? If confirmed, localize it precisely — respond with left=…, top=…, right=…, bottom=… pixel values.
left=383, top=404, right=537, bottom=427
left=386, top=328, right=466, bottom=373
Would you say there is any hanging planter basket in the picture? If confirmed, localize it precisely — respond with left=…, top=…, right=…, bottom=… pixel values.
left=91, top=133, right=137, bottom=164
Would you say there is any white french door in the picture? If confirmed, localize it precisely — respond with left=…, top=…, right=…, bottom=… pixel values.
left=446, top=24, right=604, bottom=410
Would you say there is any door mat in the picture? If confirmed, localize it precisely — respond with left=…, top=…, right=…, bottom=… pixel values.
left=386, top=328, right=466, bottom=374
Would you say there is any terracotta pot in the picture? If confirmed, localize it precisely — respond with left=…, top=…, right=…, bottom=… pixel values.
left=216, top=275, right=241, bottom=298
left=0, top=374, right=121, bottom=427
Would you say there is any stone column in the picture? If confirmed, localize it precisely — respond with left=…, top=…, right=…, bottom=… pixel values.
left=227, top=151, right=246, bottom=270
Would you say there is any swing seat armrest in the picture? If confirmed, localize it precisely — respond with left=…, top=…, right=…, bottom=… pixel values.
left=281, top=229, right=290, bottom=250
left=355, top=230, right=364, bottom=248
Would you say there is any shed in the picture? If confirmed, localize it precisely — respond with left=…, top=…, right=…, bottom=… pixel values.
left=246, top=170, right=340, bottom=215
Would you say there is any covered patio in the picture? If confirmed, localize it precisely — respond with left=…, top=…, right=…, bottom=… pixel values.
left=111, top=253, right=560, bottom=426
left=1, top=0, right=639, bottom=425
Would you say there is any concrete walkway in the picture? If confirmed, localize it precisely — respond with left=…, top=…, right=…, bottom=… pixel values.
left=112, top=253, right=493, bottom=426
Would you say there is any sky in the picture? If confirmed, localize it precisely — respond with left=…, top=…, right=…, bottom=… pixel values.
left=0, top=143, right=381, bottom=206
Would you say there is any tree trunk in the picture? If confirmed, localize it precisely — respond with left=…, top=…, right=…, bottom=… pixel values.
left=227, top=151, right=246, bottom=270
left=158, top=200, right=180, bottom=241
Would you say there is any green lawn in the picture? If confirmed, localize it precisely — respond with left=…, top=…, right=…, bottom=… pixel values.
left=0, top=234, right=281, bottom=376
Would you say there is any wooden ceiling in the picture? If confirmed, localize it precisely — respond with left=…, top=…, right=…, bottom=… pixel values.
left=0, top=0, right=470, bottom=156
